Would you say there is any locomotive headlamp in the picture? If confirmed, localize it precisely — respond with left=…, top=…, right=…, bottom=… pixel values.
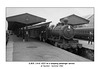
left=67, top=25, right=71, bottom=31
left=68, top=25, right=71, bottom=29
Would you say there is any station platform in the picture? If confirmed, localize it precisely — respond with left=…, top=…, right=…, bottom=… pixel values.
left=6, top=35, right=91, bottom=61
left=78, top=39, right=94, bottom=50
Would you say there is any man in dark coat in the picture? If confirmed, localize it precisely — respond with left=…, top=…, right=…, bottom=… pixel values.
left=88, top=32, right=93, bottom=45
left=22, top=28, right=25, bottom=42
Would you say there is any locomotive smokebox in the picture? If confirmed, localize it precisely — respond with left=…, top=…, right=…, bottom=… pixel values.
left=51, top=25, right=75, bottom=39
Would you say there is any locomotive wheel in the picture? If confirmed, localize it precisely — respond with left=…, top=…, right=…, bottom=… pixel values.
left=67, top=48, right=74, bottom=53
left=73, top=48, right=79, bottom=54
left=54, top=42, right=58, bottom=47
left=63, top=44, right=69, bottom=49
left=60, top=44, right=65, bottom=49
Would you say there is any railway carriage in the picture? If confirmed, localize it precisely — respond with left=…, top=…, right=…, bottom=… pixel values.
left=74, top=27, right=94, bottom=41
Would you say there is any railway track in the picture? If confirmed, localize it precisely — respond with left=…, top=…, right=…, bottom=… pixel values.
left=66, top=47, right=94, bottom=61
left=46, top=41, right=94, bottom=61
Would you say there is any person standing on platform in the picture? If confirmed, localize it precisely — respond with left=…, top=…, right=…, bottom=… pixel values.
left=42, top=31, right=46, bottom=42
left=6, top=30, right=9, bottom=45
left=40, top=31, right=43, bottom=41
left=22, top=28, right=25, bottom=42
left=88, top=32, right=93, bottom=45
left=25, top=27, right=29, bottom=41
left=25, top=30, right=29, bottom=41
left=39, top=32, right=42, bottom=41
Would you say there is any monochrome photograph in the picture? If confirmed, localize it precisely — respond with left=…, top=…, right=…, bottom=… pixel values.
left=6, top=7, right=94, bottom=62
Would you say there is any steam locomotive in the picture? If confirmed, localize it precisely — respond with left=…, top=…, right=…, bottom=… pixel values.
left=39, top=19, right=83, bottom=52
left=45, top=24, right=82, bottom=51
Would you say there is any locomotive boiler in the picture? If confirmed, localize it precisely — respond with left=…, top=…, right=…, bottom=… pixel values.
left=51, top=25, right=74, bottom=40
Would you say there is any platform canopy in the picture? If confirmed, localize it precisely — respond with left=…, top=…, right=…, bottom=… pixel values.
left=6, top=13, right=46, bottom=30
left=27, top=21, right=51, bottom=29
left=60, top=14, right=89, bottom=25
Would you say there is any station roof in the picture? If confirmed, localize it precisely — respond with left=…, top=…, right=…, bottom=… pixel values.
left=82, top=14, right=94, bottom=28
left=27, top=21, right=52, bottom=29
left=60, top=14, right=89, bottom=25
left=6, top=13, right=46, bottom=30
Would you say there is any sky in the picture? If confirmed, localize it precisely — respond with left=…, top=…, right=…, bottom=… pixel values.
left=6, top=7, right=94, bottom=30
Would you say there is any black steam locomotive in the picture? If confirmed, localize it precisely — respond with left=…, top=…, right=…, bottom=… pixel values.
left=40, top=19, right=83, bottom=52
left=45, top=26, right=82, bottom=51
